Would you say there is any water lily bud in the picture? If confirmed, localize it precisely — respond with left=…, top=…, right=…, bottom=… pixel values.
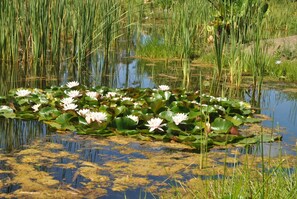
left=230, top=126, right=239, bottom=135
left=205, top=122, right=211, bottom=134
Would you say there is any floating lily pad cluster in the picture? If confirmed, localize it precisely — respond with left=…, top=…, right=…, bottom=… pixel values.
left=0, top=82, right=279, bottom=149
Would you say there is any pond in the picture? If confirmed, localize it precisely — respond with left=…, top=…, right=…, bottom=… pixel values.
left=0, top=52, right=296, bottom=198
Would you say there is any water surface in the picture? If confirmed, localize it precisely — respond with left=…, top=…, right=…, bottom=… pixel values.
left=1, top=54, right=297, bottom=198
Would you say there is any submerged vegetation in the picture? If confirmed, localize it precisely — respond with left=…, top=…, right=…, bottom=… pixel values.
left=0, top=124, right=295, bottom=198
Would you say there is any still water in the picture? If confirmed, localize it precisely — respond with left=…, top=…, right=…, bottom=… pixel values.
left=0, top=53, right=296, bottom=198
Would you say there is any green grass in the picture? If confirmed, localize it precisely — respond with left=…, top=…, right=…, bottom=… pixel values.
left=1, top=0, right=297, bottom=83
left=159, top=141, right=297, bottom=199
left=136, top=36, right=178, bottom=58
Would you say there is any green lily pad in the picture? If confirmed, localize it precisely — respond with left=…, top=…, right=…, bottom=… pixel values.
left=149, top=99, right=166, bottom=114
left=0, top=85, right=267, bottom=150
left=17, top=112, right=36, bottom=120
left=225, top=114, right=245, bottom=126
left=113, top=117, right=137, bottom=130
left=17, top=98, right=30, bottom=105
left=149, top=134, right=166, bottom=141
left=159, top=110, right=174, bottom=122
left=114, top=106, right=128, bottom=117
left=236, top=137, right=259, bottom=145
left=38, top=107, right=61, bottom=121
left=55, top=112, right=76, bottom=125
left=211, top=118, right=233, bottom=134
left=163, top=91, right=171, bottom=101
left=0, top=111, right=16, bottom=119
left=245, top=117, right=261, bottom=123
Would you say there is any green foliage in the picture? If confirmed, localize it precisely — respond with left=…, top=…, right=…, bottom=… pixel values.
left=136, top=36, right=177, bottom=58
left=0, top=84, right=281, bottom=150
left=267, top=59, right=297, bottom=81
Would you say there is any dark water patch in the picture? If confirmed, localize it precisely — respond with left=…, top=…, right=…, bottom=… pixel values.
left=0, top=160, right=14, bottom=188
left=237, top=142, right=287, bottom=157
left=216, top=161, right=242, bottom=168
left=47, top=134, right=148, bottom=164
left=271, top=167, right=295, bottom=176
left=147, top=175, right=171, bottom=182
left=101, top=188, right=156, bottom=199
left=32, top=157, right=89, bottom=188
left=258, top=166, right=296, bottom=175
left=0, top=184, right=21, bottom=194
left=50, top=166, right=89, bottom=189
left=200, top=174, right=225, bottom=180
left=128, top=152, right=147, bottom=159
left=245, top=89, right=297, bottom=155
left=0, top=119, right=50, bottom=153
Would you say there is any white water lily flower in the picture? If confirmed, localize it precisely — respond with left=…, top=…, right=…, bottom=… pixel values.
left=214, top=105, right=225, bottom=112
left=66, top=90, right=81, bottom=98
left=0, top=105, right=12, bottom=111
left=146, top=118, right=166, bottom=132
left=127, top=115, right=139, bottom=124
left=86, top=91, right=98, bottom=100
left=0, top=105, right=10, bottom=110
left=77, top=108, right=91, bottom=117
left=122, top=97, right=132, bottom=101
left=63, top=103, right=78, bottom=111
left=209, top=96, right=216, bottom=102
left=158, top=85, right=170, bottom=91
left=172, top=113, right=188, bottom=125
left=85, top=112, right=107, bottom=124
left=216, top=97, right=227, bottom=102
left=32, top=88, right=42, bottom=95
left=106, top=92, right=117, bottom=98
left=66, top=81, right=79, bottom=88
left=133, top=102, right=141, bottom=109
left=239, top=101, right=251, bottom=109
left=191, top=100, right=199, bottom=105
left=16, top=89, right=31, bottom=97
left=61, top=97, right=75, bottom=105
left=32, top=104, right=41, bottom=112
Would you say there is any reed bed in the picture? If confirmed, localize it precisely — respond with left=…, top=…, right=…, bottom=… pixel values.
left=1, top=0, right=296, bottom=88
left=0, top=0, right=145, bottom=83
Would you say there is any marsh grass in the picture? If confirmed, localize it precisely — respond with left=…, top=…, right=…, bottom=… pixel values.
left=267, top=59, right=297, bottom=81
left=1, top=0, right=297, bottom=86
left=161, top=139, right=296, bottom=199
left=0, top=0, right=132, bottom=82
left=264, top=0, right=297, bottom=38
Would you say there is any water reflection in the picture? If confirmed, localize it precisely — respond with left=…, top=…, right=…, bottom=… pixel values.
left=0, top=119, right=49, bottom=153
left=247, top=89, right=297, bottom=145
left=1, top=46, right=297, bottom=197
left=244, top=88, right=297, bottom=155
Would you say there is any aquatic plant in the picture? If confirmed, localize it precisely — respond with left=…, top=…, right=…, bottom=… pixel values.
left=85, top=112, right=108, bottom=124
left=158, top=85, right=170, bottom=91
left=0, top=83, right=282, bottom=150
left=172, top=113, right=188, bottom=126
left=16, top=89, right=32, bottom=97
left=60, top=97, right=75, bottom=105
left=146, top=117, right=166, bottom=132
left=66, top=81, right=80, bottom=88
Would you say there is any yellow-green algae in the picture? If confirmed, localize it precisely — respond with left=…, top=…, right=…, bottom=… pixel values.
left=0, top=132, right=295, bottom=198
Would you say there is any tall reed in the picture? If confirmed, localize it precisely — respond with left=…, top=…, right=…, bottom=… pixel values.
left=0, top=0, right=130, bottom=85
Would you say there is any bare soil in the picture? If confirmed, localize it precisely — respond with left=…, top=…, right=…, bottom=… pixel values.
left=246, top=35, right=297, bottom=55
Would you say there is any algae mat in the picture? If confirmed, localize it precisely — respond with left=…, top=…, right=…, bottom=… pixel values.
left=0, top=131, right=295, bottom=198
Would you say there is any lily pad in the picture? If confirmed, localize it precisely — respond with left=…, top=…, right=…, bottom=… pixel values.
left=211, top=118, right=233, bottom=134
left=113, top=117, right=137, bottom=130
